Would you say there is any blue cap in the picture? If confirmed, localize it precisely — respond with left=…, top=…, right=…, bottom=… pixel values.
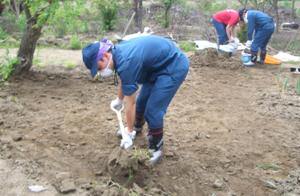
left=82, top=39, right=113, bottom=77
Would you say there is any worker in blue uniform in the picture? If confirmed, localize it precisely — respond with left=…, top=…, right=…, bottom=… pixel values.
left=82, top=35, right=189, bottom=164
left=239, top=8, right=275, bottom=66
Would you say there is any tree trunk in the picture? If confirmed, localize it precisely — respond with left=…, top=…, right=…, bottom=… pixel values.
left=13, top=6, right=42, bottom=75
left=133, top=0, right=143, bottom=32
left=273, top=0, right=279, bottom=33
left=164, top=5, right=171, bottom=28
left=292, top=0, right=296, bottom=19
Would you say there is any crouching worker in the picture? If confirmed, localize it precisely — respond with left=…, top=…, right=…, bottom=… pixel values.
left=239, top=8, right=275, bottom=66
left=82, top=35, right=189, bottom=164
left=211, top=9, right=240, bottom=45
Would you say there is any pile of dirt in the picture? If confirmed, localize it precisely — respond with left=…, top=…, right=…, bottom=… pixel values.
left=106, top=147, right=151, bottom=187
left=190, top=48, right=243, bottom=70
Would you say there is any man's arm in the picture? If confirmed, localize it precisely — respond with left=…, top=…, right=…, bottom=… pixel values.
left=226, top=25, right=234, bottom=41
left=117, top=79, right=124, bottom=100
left=124, top=92, right=136, bottom=132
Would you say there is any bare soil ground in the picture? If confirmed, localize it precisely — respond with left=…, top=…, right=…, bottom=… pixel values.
left=0, top=48, right=300, bottom=196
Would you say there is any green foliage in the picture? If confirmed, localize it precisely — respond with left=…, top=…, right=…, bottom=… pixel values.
left=0, top=49, right=19, bottom=81
left=17, top=14, right=27, bottom=32
left=23, top=0, right=60, bottom=28
left=48, top=0, right=86, bottom=38
left=160, top=0, right=182, bottom=28
left=199, top=0, right=227, bottom=14
left=276, top=73, right=289, bottom=94
left=289, top=39, right=300, bottom=54
left=237, top=23, right=248, bottom=43
left=0, top=27, right=8, bottom=41
left=69, top=35, right=82, bottom=50
left=94, top=0, right=118, bottom=31
left=296, top=77, right=300, bottom=95
left=64, top=61, right=77, bottom=69
left=179, top=41, right=196, bottom=52
left=256, top=163, right=280, bottom=171
left=297, top=9, right=300, bottom=17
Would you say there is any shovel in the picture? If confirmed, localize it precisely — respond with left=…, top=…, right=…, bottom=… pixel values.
left=110, top=103, right=133, bottom=149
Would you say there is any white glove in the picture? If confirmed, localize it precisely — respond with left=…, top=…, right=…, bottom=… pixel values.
left=110, top=97, right=123, bottom=111
left=245, top=40, right=252, bottom=48
left=120, top=127, right=136, bottom=149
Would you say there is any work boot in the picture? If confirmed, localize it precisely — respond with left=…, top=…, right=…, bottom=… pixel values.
left=148, top=129, right=164, bottom=165
left=258, top=51, right=267, bottom=64
left=133, top=112, right=145, bottom=134
left=244, top=50, right=257, bottom=66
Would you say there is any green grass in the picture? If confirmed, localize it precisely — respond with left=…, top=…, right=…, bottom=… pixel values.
left=33, top=58, right=46, bottom=69
left=69, top=35, right=82, bottom=50
left=256, top=163, right=280, bottom=171
left=179, top=40, right=196, bottom=52
left=64, top=61, right=77, bottom=69
left=296, top=77, right=300, bottom=95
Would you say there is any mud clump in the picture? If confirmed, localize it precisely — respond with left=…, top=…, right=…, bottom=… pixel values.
left=107, top=147, right=151, bottom=187
left=190, top=48, right=242, bottom=70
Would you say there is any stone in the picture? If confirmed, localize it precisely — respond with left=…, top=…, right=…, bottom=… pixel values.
left=263, top=180, right=277, bottom=189
left=213, top=179, right=224, bottom=189
left=133, top=183, right=144, bottom=195
left=12, top=134, right=23, bottom=142
left=95, top=170, right=103, bottom=176
left=59, top=179, right=76, bottom=194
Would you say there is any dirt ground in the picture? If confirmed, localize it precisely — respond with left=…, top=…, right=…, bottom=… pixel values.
left=0, top=48, right=300, bottom=196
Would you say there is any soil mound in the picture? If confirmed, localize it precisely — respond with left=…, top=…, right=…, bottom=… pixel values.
left=107, top=147, right=151, bottom=187
left=190, top=48, right=242, bottom=70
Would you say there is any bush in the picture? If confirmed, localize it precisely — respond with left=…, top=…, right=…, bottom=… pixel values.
left=0, top=50, right=19, bottom=81
left=179, top=41, right=196, bottom=52
left=48, top=0, right=86, bottom=37
left=94, top=0, right=118, bottom=31
left=69, top=35, right=81, bottom=50
left=0, top=27, right=8, bottom=40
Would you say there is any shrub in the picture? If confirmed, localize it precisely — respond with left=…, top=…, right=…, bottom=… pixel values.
left=0, top=50, right=19, bottom=81
left=0, top=27, right=8, bottom=40
left=94, top=0, right=118, bottom=31
left=179, top=41, right=196, bottom=52
left=69, top=35, right=81, bottom=50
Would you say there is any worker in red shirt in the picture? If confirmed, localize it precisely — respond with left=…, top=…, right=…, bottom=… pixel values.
left=211, top=9, right=240, bottom=45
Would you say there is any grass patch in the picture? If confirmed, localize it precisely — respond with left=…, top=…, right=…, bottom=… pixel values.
left=178, top=40, right=196, bottom=52
left=69, top=35, right=82, bottom=50
left=296, top=77, right=300, bottom=95
left=276, top=73, right=289, bottom=94
left=64, top=61, right=77, bottom=69
left=33, top=58, right=46, bottom=69
left=256, top=163, right=280, bottom=171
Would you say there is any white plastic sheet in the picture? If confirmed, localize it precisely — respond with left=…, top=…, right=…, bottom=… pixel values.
left=273, top=51, right=300, bottom=62
left=122, top=27, right=153, bottom=41
left=194, top=40, right=246, bottom=52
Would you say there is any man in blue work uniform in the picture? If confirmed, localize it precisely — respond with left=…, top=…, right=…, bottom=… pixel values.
left=82, top=35, right=189, bottom=164
left=239, top=8, right=275, bottom=66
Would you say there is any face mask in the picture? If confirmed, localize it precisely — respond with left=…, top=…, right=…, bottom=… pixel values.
left=99, top=55, right=113, bottom=78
